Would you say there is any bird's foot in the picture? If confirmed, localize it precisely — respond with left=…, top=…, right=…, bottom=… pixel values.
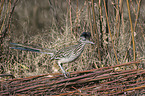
left=63, top=72, right=70, bottom=78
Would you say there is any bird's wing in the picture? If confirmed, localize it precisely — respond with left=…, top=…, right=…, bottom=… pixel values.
left=50, top=45, right=76, bottom=60
left=10, top=43, right=55, bottom=55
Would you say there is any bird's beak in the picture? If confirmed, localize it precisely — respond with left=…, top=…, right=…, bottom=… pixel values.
left=88, top=41, right=95, bottom=44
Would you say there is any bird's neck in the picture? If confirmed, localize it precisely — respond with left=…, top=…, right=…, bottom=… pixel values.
left=76, top=42, right=86, bottom=51
left=78, top=42, right=86, bottom=47
left=73, top=42, right=86, bottom=55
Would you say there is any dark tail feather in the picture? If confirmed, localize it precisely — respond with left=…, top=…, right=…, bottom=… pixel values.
left=9, top=43, right=54, bottom=55
left=10, top=47, right=40, bottom=52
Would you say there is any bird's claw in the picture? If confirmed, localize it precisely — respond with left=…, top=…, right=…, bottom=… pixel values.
left=63, top=72, right=70, bottom=78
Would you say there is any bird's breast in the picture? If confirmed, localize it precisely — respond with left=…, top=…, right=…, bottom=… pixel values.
left=58, top=53, right=83, bottom=63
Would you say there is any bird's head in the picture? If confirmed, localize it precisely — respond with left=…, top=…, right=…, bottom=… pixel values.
left=79, top=32, right=95, bottom=44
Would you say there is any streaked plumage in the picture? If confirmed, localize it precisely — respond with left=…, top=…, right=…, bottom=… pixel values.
left=10, top=32, right=94, bottom=78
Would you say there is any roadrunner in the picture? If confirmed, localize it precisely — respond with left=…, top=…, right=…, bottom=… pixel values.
left=10, top=32, right=94, bottom=78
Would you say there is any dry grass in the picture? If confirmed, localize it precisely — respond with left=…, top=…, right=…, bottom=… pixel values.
left=0, top=0, right=145, bottom=79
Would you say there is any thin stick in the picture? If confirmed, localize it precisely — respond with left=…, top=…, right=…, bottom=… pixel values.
left=103, top=0, right=119, bottom=64
left=91, top=0, right=101, bottom=64
left=126, top=0, right=136, bottom=69
left=134, top=0, right=141, bottom=31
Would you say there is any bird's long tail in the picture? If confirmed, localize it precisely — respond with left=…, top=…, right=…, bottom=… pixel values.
left=10, top=43, right=55, bottom=56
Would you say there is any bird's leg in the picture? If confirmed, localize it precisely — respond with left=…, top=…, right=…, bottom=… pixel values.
left=58, top=62, right=68, bottom=78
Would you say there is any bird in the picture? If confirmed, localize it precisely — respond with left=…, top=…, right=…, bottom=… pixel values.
left=10, top=32, right=94, bottom=78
